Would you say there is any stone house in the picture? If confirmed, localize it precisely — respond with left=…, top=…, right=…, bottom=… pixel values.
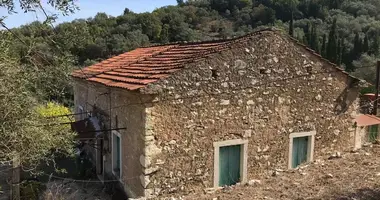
left=71, top=28, right=369, bottom=199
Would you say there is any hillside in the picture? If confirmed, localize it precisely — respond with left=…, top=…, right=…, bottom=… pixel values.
left=2, top=0, right=380, bottom=104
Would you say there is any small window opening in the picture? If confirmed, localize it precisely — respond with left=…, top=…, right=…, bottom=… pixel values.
left=214, top=139, right=248, bottom=188
left=211, top=69, right=218, bottom=79
left=288, top=131, right=316, bottom=169
left=306, top=66, right=313, bottom=73
left=259, top=68, right=266, bottom=74
left=291, top=136, right=309, bottom=168
left=219, top=145, right=241, bottom=186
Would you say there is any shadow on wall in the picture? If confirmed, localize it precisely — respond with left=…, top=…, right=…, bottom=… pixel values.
left=334, top=77, right=361, bottom=115
left=326, top=187, right=380, bottom=200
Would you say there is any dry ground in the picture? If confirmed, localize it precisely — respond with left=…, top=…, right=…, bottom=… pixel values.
left=40, top=145, right=380, bottom=200
left=184, top=144, right=380, bottom=200
left=42, top=180, right=110, bottom=200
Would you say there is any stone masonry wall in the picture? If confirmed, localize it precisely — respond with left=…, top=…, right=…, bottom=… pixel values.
left=73, top=79, right=150, bottom=198
left=140, top=31, right=362, bottom=197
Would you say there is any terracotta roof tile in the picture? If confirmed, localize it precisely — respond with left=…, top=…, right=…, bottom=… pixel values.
left=104, top=71, right=153, bottom=78
left=112, top=68, right=180, bottom=74
left=72, top=38, right=234, bottom=89
left=122, top=66, right=183, bottom=71
left=73, top=28, right=361, bottom=90
left=96, top=74, right=158, bottom=85
left=87, top=77, right=145, bottom=90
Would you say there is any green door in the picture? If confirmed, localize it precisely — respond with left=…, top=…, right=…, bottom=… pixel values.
left=369, top=125, right=378, bottom=142
left=219, top=145, right=241, bottom=186
left=292, top=136, right=308, bottom=168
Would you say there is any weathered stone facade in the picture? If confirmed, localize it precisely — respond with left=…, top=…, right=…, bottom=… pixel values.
left=73, top=79, right=152, bottom=198
left=140, top=30, right=363, bottom=197
left=73, top=30, right=366, bottom=199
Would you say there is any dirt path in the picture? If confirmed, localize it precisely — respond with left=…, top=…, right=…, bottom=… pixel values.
left=185, top=145, right=380, bottom=200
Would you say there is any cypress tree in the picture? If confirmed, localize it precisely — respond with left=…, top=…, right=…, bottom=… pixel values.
left=326, top=19, right=338, bottom=63
left=310, top=24, right=319, bottom=51
left=363, top=34, right=369, bottom=53
left=345, top=63, right=355, bottom=72
left=353, top=32, right=362, bottom=59
left=345, top=37, right=356, bottom=72
left=289, top=11, right=294, bottom=37
left=160, top=24, right=170, bottom=43
left=176, top=0, right=185, bottom=6
left=305, top=22, right=311, bottom=46
left=337, top=38, right=342, bottom=65
left=371, top=34, right=380, bottom=55
left=340, top=38, right=345, bottom=65
left=321, top=34, right=327, bottom=57
left=303, top=35, right=308, bottom=45
left=315, top=35, right=321, bottom=53
left=329, top=0, right=342, bottom=9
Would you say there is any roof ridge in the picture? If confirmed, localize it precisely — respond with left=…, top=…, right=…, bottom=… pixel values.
left=143, top=34, right=243, bottom=69
left=141, top=27, right=276, bottom=49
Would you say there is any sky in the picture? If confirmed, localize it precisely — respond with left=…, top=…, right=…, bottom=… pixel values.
left=1, top=0, right=177, bottom=28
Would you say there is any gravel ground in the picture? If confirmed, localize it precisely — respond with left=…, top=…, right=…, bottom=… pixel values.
left=185, top=144, right=380, bottom=200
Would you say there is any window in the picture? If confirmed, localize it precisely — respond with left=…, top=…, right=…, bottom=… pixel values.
left=288, top=131, right=316, bottom=169
left=211, top=69, right=218, bottom=79
left=213, top=139, right=248, bottom=188
left=112, top=130, right=122, bottom=179
left=368, top=125, right=378, bottom=142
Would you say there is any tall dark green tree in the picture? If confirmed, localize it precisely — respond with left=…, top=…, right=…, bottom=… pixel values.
left=370, top=34, right=380, bottom=55
left=302, top=35, right=308, bottom=45
left=336, top=37, right=342, bottom=65
left=123, top=8, right=132, bottom=15
left=363, top=34, right=369, bottom=53
left=160, top=24, right=170, bottom=43
left=289, top=11, right=294, bottom=36
left=177, top=0, right=185, bottom=6
left=353, top=32, right=362, bottom=59
left=321, top=34, right=327, bottom=57
left=326, top=19, right=338, bottom=63
left=328, top=0, right=342, bottom=9
left=340, top=38, right=346, bottom=66
left=305, top=22, right=312, bottom=46
left=310, top=24, right=319, bottom=51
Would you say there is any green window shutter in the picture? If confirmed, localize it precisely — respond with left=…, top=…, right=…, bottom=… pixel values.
left=116, top=136, right=121, bottom=170
left=219, top=145, right=241, bottom=186
left=113, top=134, right=121, bottom=177
left=292, top=137, right=308, bottom=168
left=369, top=125, right=378, bottom=142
